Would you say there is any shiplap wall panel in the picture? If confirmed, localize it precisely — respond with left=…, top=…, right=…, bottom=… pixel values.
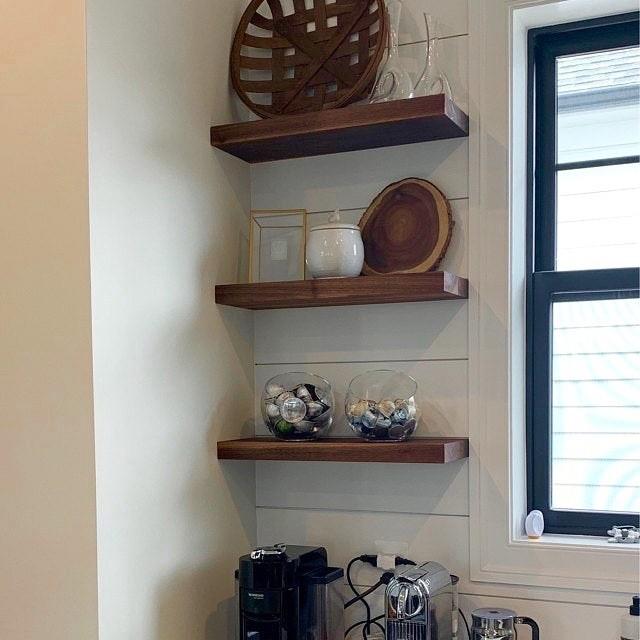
left=399, top=0, right=468, bottom=43
left=256, top=459, right=469, bottom=515
left=255, top=360, right=469, bottom=437
left=250, top=138, right=469, bottom=210
left=255, top=300, right=468, bottom=364
left=256, top=508, right=470, bottom=586
left=250, top=0, right=479, bottom=621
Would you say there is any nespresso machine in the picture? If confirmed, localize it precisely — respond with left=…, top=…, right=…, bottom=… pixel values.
left=236, top=544, right=344, bottom=640
left=385, top=561, right=455, bottom=639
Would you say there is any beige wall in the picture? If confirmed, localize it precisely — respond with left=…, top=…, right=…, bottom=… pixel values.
left=0, top=1, right=99, bottom=639
left=87, top=0, right=255, bottom=637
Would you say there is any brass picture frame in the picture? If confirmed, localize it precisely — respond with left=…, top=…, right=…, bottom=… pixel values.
left=248, top=209, right=307, bottom=283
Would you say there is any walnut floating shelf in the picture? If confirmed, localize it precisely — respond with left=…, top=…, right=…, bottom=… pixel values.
left=215, top=271, right=468, bottom=310
left=210, top=95, right=468, bottom=163
left=217, top=437, right=469, bottom=464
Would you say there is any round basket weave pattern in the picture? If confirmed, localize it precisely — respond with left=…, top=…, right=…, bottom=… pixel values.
left=231, top=0, right=387, bottom=118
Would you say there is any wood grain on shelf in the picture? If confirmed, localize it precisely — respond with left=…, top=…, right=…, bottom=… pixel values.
left=217, top=437, right=469, bottom=464
left=210, top=95, right=468, bottom=163
left=215, top=271, right=468, bottom=310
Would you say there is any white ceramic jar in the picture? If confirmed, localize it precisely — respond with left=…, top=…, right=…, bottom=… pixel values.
left=306, top=211, right=365, bottom=278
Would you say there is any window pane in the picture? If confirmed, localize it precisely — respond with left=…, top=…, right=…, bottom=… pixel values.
left=556, top=163, right=640, bottom=270
left=557, top=47, right=640, bottom=164
left=551, top=297, right=640, bottom=514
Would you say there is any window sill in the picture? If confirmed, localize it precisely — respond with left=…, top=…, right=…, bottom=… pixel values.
left=473, top=531, right=640, bottom=594
left=511, top=533, right=639, bottom=553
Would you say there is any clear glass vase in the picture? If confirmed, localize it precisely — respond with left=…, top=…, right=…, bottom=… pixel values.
left=345, top=369, right=420, bottom=441
left=369, top=0, right=413, bottom=103
left=412, top=14, right=452, bottom=99
left=261, top=372, right=334, bottom=440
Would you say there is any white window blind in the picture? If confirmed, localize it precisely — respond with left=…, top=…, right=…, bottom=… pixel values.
left=550, top=46, right=640, bottom=515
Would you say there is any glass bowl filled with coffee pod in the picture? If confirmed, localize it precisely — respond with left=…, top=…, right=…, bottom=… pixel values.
left=345, top=370, right=419, bottom=441
left=261, top=372, right=334, bottom=441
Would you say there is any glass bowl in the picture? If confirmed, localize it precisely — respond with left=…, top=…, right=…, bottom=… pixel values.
left=345, top=369, right=419, bottom=441
left=261, top=372, right=334, bottom=441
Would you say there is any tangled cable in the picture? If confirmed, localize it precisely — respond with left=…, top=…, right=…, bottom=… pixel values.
left=343, top=554, right=416, bottom=638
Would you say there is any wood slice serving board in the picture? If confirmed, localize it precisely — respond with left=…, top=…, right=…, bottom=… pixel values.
left=359, top=178, right=453, bottom=275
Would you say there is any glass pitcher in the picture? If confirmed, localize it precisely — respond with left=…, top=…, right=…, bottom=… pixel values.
left=369, top=0, right=413, bottom=103
left=412, top=14, right=452, bottom=99
left=471, top=608, right=540, bottom=640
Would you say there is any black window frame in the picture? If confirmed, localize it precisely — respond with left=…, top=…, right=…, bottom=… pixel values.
left=526, top=12, right=640, bottom=536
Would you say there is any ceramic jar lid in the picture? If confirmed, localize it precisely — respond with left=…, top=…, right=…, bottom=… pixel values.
left=309, top=210, right=360, bottom=232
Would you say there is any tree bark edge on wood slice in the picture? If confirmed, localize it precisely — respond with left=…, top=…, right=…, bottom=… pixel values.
left=358, top=177, right=454, bottom=275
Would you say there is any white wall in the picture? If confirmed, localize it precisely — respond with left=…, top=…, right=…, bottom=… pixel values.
left=0, top=1, right=99, bottom=638
left=87, top=0, right=256, bottom=637
left=249, top=1, right=632, bottom=637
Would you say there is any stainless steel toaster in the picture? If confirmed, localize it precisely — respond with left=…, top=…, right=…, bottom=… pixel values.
left=385, top=561, right=453, bottom=640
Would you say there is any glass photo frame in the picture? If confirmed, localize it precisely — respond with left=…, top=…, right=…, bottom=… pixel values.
left=249, top=209, right=307, bottom=283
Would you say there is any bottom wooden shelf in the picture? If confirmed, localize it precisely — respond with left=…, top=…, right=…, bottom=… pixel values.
left=217, top=437, right=469, bottom=464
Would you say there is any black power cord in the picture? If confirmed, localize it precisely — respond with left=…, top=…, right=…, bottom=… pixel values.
left=345, top=613, right=385, bottom=638
left=459, top=607, right=471, bottom=639
left=345, top=554, right=410, bottom=638
left=345, top=558, right=373, bottom=637
left=344, top=580, right=385, bottom=610
left=344, top=554, right=416, bottom=638
left=345, top=572, right=392, bottom=637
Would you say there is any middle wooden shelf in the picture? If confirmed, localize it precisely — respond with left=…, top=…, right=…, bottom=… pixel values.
left=215, top=271, right=468, bottom=310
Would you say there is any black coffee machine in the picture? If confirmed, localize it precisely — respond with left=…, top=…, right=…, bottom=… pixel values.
left=236, top=544, right=344, bottom=640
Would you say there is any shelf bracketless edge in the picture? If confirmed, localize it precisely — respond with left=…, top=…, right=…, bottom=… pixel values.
left=215, top=271, right=468, bottom=310
left=217, top=437, right=469, bottom=464
left=210, top=95, right=469, bottom=163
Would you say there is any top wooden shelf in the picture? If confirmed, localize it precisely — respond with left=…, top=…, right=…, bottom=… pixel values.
left=210, top=95, right=468, bottom=163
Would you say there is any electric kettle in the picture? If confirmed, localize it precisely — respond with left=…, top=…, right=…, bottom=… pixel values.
left=471, top=608, right=540, bottom=639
